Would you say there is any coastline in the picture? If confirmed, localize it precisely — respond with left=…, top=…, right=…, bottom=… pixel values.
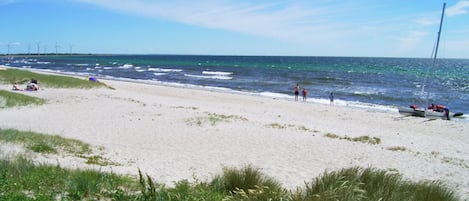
left=1, top=72, right=468, bottom=198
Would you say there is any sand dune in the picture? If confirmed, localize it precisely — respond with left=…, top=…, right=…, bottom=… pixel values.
left=1, top=78, right=468, bottom=198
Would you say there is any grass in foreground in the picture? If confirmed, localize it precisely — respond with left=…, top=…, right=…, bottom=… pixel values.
left=0, top=129, right=460, bottom=200
left=0, top=156, right=136, bottom=201
left=0, top=68, right=107, bottom=89
left=0, top=89, right=46, bottom=108
left=0, top=157, right=460, bottom=201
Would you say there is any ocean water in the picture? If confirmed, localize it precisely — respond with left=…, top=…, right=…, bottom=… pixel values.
left=2, top=55, right=469, bottom=115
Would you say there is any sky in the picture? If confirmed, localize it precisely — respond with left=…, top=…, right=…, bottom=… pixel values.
left=1, top=0, right=469, bottom=58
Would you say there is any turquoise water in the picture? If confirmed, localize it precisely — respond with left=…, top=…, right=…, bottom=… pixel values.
left=3, top=55, right=469, bottom=114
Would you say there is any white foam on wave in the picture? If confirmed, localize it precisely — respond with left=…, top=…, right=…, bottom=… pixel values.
left=103, top=67, right=113, bottom=70
left=351, top=86, right=385, bottom=95
left=184, top=74, right=232, bottom=80
left=153, top=73, right=167, bottom=76
left=202, top=71, right=233, bottom=76
left=36, top=62, right=50, bottom=64
left=119, top=64, right=133, bottom=69
left=148, top=68, right=182, bottom=72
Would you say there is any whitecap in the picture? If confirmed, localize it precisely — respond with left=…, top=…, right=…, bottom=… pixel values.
left=202, top=71, right=233, bottom=76
left=119, top=64, right=133, bottom=69
left=148, top=68, right=182, bottom=72
left=184, top=74, right=232, bottom=80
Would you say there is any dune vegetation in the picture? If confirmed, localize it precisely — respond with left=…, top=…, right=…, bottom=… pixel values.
left=0, top=68, right=107, bottom=89
left=0, top=129, right=460, bottom=201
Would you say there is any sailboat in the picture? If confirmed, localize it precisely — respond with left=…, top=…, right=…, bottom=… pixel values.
left=398, top=2, right=464, bottom=119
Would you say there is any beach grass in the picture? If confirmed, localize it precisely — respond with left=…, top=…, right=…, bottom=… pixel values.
left=0, top=156, right=137, bottom=201
left=299, top=167, right=458, bottom=201
left=0, top=155, right=460, bottom=200
left=388, top=146, right=408, bottom=152
left=0, top=129, right=460, bottom=200
left=0, top=129, right=115, bottom=166
left=186, top=113, right=248, bottom=126
left=0, top=68, right=107, bottom=89
left=324, top=133, right=381, bottom=145
left=0, top=89, right=46, bottom=108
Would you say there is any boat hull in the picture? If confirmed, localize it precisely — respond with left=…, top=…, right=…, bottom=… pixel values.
left=398, top=107, right=463, bottom=119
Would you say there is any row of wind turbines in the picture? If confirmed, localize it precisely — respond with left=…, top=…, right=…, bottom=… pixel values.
left=2, top=42, right=75, bottom=55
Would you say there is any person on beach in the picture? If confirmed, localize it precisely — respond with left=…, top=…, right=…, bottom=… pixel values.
left=294, top=83, right=300, bottom=101
left=25, top=79, right=39, bottom=91
left=302, top=88, right=307, bottom=102
left=26, top=83, right=38, bottom=91
left=87, top=76, right=99, bottom=82
left=329, top=92, right=334, bottom=104
left=12, top=81, right=23, bottom=91
left=444, top=107, right=450, bottom=120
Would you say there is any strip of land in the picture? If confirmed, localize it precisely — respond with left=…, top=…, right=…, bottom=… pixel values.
left=1, top=72, right=468, bottom=198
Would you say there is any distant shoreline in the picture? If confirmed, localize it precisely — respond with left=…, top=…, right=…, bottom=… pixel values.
left=2, top=53, right=469, bottom=60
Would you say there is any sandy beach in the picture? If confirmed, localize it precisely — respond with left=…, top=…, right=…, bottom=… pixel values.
left=1, top=76, right=468, bottom=198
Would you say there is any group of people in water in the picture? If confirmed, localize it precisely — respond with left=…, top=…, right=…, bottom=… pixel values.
left=294, top=83, right=334, bottom=104
left=12, top=79, right=39, bottom=91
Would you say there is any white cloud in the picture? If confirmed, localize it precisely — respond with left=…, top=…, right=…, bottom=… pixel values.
left=414, top=18, right=439, bottom=26
left=73, top=0, right=365, bottom=44
left=446, top=1, right=469, bottom=16
left=73, top=0, right=458, bottom=57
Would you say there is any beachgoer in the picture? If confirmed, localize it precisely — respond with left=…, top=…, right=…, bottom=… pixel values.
left=30, top=78, right=38, bottom=84
left=294, top=83, right=300, bottom=101
left=26, top=82, right=38, bottom=91
left=302, top=88, right=307, bottom=102
left=88, top=76, right=98, bottom=82
left=12, top=82, right=23, bottom=91
left=444, top=107, right=450, bottom=120
left=329, top=92, right=334, bottom=104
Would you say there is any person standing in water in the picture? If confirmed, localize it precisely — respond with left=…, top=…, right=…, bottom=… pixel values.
left=294, top=83, right=300, bottom=101
left=329, top=92, right=334, bottom=105
left=302, top=88, right=307, bottom=102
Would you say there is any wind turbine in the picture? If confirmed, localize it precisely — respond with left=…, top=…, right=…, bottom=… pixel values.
left=36, top=42, right=41, bottom=55
left=55, top=42, right=60, bottom=55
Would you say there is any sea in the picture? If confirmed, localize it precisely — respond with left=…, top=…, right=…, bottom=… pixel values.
left=2, top=55, right=469, bottom=116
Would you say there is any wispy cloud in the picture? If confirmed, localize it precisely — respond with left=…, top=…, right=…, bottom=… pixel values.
left=73, top=0, right=466, bottom=57
left=447, top=0, right=469, bottom=16
left=73, top=0, right=372, bottom=44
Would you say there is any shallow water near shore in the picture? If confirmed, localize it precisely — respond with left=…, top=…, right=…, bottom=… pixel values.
left=2, top=55, right=468, bottom=115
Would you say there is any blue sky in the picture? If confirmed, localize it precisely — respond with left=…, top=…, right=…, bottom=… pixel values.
left=1, top=0, right=469, bottom=58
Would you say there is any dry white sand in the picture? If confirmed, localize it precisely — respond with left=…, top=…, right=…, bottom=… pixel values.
left=1, top=76, right=468, bottom=198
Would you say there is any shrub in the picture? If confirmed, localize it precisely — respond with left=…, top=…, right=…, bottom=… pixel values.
left=297, top=167, right=458, bottom=201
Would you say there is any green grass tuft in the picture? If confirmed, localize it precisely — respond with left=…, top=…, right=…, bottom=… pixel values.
left=0, top=158, right=460, bottom=201
left=324, top=133, right=381, bottom=145
left=299, top=167, right=458, bottom=201
left=0, top=129, right=120, bottom=167
left=0, top=68, right=107, bottom=89
left=387, top=146, right=408, bottom=152
left=186, top=113, right=248, bottom=126
left=0, top=89, right=46, bottom=108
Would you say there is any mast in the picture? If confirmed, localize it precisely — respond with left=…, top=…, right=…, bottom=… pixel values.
left=421, top=2, right=446, bottom=112
left=433, top=2, right=446, bottom=63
